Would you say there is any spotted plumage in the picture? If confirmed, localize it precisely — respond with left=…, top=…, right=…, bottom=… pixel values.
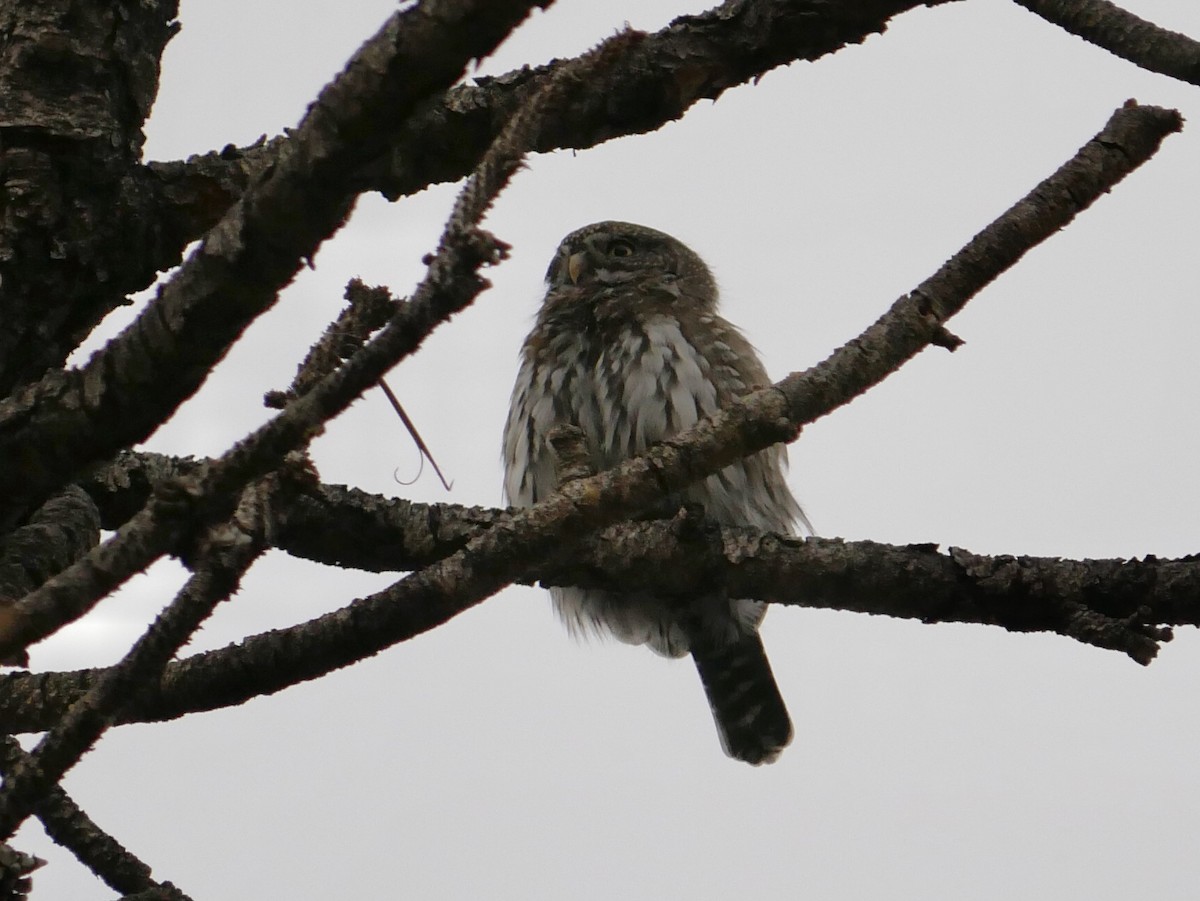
left=503, top=221, right=806, bottom=765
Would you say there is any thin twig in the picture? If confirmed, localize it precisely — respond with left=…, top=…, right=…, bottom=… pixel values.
left=264, top=279, right=399, bottom=409
left=379, top=379, right=454, bottom=491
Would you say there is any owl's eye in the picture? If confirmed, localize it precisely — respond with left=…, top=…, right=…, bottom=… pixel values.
left=608, top=239, right=636, bottom=259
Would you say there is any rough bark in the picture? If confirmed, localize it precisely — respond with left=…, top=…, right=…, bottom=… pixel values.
left=0, top=0, right=180, bottom=393
left=1015, top=0, right=1200, bottom=84
left=0, top=0, right=551, bottom=532
left=0, top=0, right=1195, bottom=894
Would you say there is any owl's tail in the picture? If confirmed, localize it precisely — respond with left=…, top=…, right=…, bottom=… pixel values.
left=691, top=633, right=793, bottom=765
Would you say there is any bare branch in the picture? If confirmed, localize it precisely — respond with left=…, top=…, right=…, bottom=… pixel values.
left=263, top=279, right=459, bottom=489
left=1014, top=0, right=1200, bottom=85
left=541, top=529, right=1181, bottom=663
left=0, top=738, right=179, bottom=897
left=0, top=100, right=1178, bottom=734
left=216, top=480, right=1200, bottom=643
left=0, top=0, right=551, bottom=531
left=0, top=476, right=273, bottom=842
left=772, top=102, right=1183, bottom=430
left=145, top=0, right=960, bottom=245
left=264, top=280, right=399, bottom=408
left=0, top=529, right=1195, bottom=734
left=0, top=840, right=43, bottom=901
left=0, top=25, right=643, bottom=670
left=0, top=487, right=100, bottom=667
left=76, top=459, right=1200, bottom=649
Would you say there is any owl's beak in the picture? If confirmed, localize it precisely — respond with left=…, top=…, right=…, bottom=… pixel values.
left=566, top=251, right=588, bottom=285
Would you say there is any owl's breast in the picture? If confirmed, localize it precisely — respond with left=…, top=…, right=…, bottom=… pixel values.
left=507, top=310, right=728, bottom=505
left=589, top=316, right=720, bottom=466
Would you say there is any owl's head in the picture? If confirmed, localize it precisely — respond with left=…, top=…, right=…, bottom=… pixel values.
left=546, top=221, right=718, bottom=309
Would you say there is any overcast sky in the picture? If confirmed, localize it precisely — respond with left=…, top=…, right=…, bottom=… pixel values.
left=15, top=1, right=1200, bottom=898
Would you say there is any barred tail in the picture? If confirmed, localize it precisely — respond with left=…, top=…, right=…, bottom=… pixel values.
left=691, top=633, right=792, bottom=765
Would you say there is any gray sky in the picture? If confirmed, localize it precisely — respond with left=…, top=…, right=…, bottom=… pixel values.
left=16, top=1, right=1200, bottom=898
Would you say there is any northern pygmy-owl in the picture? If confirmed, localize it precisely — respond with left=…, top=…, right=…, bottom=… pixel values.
left=503, top=221, right=806, bottom=765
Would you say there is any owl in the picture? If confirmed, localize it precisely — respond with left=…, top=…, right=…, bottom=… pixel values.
left=503, top=221, right=806, bottom=765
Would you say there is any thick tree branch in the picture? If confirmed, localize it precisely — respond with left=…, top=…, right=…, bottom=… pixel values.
left=0, top=486, right=99, bottom=667
left=0, top=26, right=639, bottom=666
left=142, top=137, right=283, bottom=265
left=0, top=0, right=550, bottom=532
left=277, top=489, right=1200, bottom=642
left=0, top=101, right=1178, bottom=735
left=1014, top=0, right=1200, bottom=85
left=0, top=526, right=1192, bottom=735
left=145, top=0, right=958, bottom=245
left=83, top=462, right=1199, bottom=640
left=0, top=0, right=181, bottom=393
left=543, top=527, right=1180, bottom=663
left=73, top=453, right=1200, bottom=645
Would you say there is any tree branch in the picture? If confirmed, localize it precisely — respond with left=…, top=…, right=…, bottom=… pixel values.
left=84, top=461, right=1200, bottom=638
left=264, top=279, right=399, bottom=409
left=1013, top=0, right=1200, bottom=85
left=0, top=487, right=100, bottom=667
left=0, top=25, right=641, bottom=667
left=74, top=452, right=1200, bottom=648
left=0, top=0, right=550, bottom=531
left=541, top=527, right=1181, bottom=663
left=0, top=840, right=43, bottom=901
left=0, top=526, right=1192, bottom=735
left=0, top=0, right=181, bottom=393
left=0, top=738, right=180, bottom=897
left=0, top=475, right=274, bottom=842
left=144, top=0, right=959, bottom=247
left=0, top=100, right=1178, bottom=734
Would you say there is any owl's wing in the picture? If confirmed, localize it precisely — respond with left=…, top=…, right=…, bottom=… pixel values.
left=502, top=351, right=551, bottom=507
left=686, top=312, right=770, bottom=402
left=674, top=311, right=808, bottom=535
